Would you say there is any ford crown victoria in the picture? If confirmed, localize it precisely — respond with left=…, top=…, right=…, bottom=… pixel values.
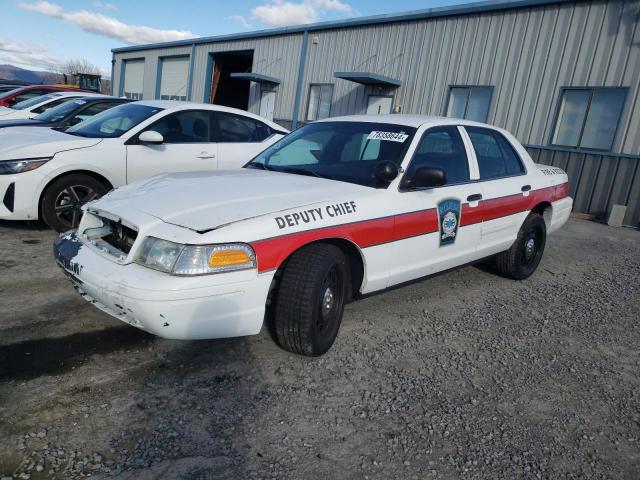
left=54, top=115, right=572, bottom=356
left=0, top=100, right=286, bottom=231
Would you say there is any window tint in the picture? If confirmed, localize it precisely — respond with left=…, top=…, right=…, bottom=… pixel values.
left=405, top=126, right=470, bottom=185
left=466, top=127, right=524, bottom=179
left=306, top=84, right=333, bottom=121
left=214, top=112, right=271, bottom=142
left=31, top=97, right=70, bottom=114
left=446, top=86, right=493, bottom=122
left=552, top=87, right=626, bottom=150
left=14, top=89, right=49, bottom=103
left=67, top=103, right=162, bottom=138
left=68, top=102, right=121, bottom=125
left=248, top=122, right=416, bottom=188
left=146, top=110, right=211, bottom=143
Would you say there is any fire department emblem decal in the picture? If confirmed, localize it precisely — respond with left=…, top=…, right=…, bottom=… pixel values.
left=437, top=199, right=461, bottom=246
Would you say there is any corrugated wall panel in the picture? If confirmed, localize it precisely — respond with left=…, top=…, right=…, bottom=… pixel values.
left=112, top=0, right=639, bottom=225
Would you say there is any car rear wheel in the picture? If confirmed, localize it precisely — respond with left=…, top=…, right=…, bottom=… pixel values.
left=273, top=243, right=348, bottom=356
left=41, top=174, right=109, bottom=232
left=494, top=212, right=546, bottom=280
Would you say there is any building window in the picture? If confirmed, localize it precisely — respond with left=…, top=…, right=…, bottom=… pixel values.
left=551, top=87, right=626, bottom=151
left=306, top=84, right=333, bottom=121
left=445, top=86, right=493, bottom=122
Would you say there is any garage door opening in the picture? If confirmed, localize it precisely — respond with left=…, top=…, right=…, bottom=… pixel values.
left=209, top=51, right=253, bottom=110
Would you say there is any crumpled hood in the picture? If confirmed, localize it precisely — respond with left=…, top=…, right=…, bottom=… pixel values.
left=92, top=169, right=372, bottom=232
left=0, top=127, right=102, bottom=160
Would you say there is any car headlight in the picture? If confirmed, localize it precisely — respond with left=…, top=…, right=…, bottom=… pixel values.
left=0, top=157, right=51, bottom=175
left=134, top=237, right=256, bottom=275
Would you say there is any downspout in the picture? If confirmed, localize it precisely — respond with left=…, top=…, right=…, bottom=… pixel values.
left=109, top=53, right=114, bottom=96
left=186, top=43, right=196, bottom=101
left=291, top=30, right=309, bottom=129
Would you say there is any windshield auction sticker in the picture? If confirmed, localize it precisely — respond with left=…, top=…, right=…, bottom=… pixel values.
left=367, top=131, right=409, bottom=142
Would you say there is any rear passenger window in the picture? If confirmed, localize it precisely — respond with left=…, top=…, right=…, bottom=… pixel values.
left=466, top=127, right=525, bottom=179
left=405, top=126, right=470, bottom=185
left=214, top=112, right=272, bottom=142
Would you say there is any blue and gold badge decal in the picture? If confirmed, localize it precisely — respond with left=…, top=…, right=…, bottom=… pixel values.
left=437, top=199, right=461, bottom=246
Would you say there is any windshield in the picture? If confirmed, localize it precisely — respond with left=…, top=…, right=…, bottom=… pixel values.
left=66, top=103, right=163, bottom=138
left=34, top=98, right=86, bottom=122
left=0, top=87, right=22, bottom=100
left=246, top=121, right=416, bottom=188
left=12, top=93, right=58, bottom=110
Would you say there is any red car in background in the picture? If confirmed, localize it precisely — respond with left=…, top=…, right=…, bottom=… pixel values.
left=0, top=85, right=89, bottom=107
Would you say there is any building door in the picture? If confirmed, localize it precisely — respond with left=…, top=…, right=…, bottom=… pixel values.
left=366, top=95, right=392, bottom=115
left=259, top=90, right=275, bottom=120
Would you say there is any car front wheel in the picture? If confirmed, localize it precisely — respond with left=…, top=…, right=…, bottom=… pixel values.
left=41, top=174, right=109, bottom=232
left=273, top=243, right=348, bottom=356
left=494, top=212, right=547, bottom=280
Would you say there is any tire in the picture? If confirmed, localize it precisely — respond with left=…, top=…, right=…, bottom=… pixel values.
left=273, top=243, right=348, bottom=356
left=494, top=212, right=547, bottom=280
left=41, top=174, right=109, bottom=232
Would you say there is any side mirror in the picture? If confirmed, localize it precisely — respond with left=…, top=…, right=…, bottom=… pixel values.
left=139, top=130, right=164, bottom=144
left=401, top=167, right=447, bottom=190
left=374, top=160, right=399, bottom=183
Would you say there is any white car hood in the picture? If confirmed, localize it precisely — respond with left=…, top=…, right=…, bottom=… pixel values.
left=0, top=106, right=13, bottom=117
left=0, top=127, right=102, bottom=160
left=93, top=169, right=372, bottom=232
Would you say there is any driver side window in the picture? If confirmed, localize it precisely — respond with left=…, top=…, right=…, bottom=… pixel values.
left=405, top=126, right=470, bottom=185
left=144, top=110, right=211, bottom=144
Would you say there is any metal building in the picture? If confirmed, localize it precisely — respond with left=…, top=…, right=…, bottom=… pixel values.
left=111, top=0, right=640, bottom=227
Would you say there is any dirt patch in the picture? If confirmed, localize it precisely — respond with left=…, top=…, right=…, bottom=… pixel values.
left=0, top=219, right=638, bottom=479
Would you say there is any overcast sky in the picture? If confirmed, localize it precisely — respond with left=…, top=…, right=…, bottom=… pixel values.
left=1, top=0, right=469, bottom=76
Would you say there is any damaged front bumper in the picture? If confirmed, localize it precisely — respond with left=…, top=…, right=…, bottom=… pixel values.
left=53, top=231, right=273, bottom=340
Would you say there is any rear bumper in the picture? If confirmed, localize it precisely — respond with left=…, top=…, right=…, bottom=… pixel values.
left=53, top=231, right=273, bottom=340
left=548, top=196, right=573, bottom=234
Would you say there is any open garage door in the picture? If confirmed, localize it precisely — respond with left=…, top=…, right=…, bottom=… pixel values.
left=159, top=57, right=189, bottom=101
left=123, top=60, right=144, bottom=100
left=209, top=51, right=253, bottom=110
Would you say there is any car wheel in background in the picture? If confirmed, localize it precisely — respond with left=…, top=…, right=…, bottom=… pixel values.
left=274, top=243, right=348, bottom=356
left=494, top=212, right=547, bottom=280
left=41, top=174, right=109, bottom=232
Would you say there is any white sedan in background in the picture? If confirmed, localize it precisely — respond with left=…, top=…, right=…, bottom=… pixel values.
left=0, top=91, right=105, bottom=120
left=0, top=100, right=287, bottom=231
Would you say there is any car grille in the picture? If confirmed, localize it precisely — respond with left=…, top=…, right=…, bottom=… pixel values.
left=81, top=212, right=138, bottom=259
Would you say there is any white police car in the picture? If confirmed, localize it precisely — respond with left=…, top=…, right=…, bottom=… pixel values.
left=54, top=115, right=572, bottom=356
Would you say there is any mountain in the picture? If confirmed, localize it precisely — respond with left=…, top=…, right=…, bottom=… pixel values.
left=0, top=64, right=62, bottom=85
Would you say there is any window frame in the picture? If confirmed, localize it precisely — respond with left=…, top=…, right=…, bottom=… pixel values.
left=306, top=83, right=334, bottom=122
left=444, top=85, right=494, bottom=122
left=212, top=110, right=273, bottom=143
left=399, top=125, right=473, bottom=191
left=464, top=126, right=527, bottom=181
left=136, top=109, right=214, bottom=144
left=549, top=86, right=628, bottom=152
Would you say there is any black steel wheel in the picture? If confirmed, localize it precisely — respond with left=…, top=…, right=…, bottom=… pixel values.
left=273, top=243, right=348, bottom=356
left=494, top=212, right=547, bottom=280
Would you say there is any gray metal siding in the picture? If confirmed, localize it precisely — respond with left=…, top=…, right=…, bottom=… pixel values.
left=111, top=0, right=639, bottom=226
left=528, top=147, right=640, bottom=227
left=112, top=0, right=639, bottom=154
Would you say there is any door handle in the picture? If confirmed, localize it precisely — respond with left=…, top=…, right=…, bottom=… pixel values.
left=196, top=152, right=216, bottom=159
left=521, top=185, right=531, bottom=192
left=467, top=193, right=482, bottom=202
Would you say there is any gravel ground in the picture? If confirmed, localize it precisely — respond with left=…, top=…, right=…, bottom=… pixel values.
left=0, top=218, right=638, bottom=480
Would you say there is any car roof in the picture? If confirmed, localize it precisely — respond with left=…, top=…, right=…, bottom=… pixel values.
left=133, top=100, right=287, bottom=130
left=316, top=114, right=509, bottom=132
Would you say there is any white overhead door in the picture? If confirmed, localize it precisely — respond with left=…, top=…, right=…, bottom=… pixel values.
left=123, top=60, right=144, bottom=100
left=160, top=57, right=189, bottom=101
